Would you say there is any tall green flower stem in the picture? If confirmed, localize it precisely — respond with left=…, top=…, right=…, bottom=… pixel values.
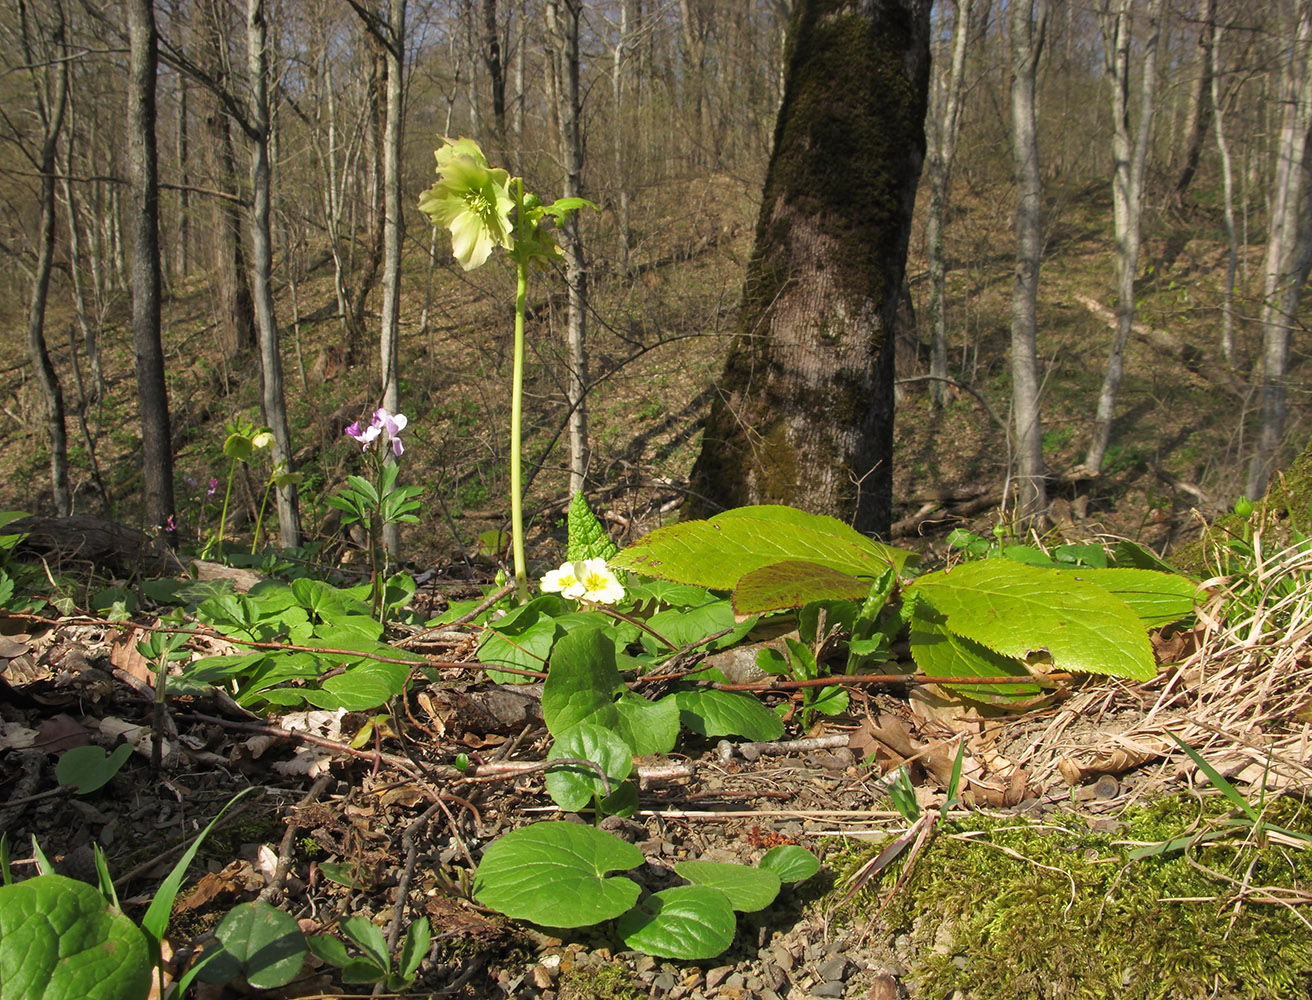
left=419, top=138, right=593, bottom=604
left=510, top=230, right=530, bottom=602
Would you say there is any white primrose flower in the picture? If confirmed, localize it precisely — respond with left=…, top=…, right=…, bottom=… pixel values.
left=539, top=558, right=625, bottom=604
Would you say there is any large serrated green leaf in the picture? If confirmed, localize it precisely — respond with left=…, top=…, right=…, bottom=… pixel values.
left=610, top=505, right=913, bottom=590
left=731, top=561, right=871, bottom=614
left=473, top=822, right=642, bottom=927
left=567, top=492, right=619, bottom=562
left=0, top=874, right=151, bottom=1000
left=905, top=600, right=1042, bottom=704
left=1061, top=568, right=1198, bottom=628
left=905, top=560, right=1155, bottom=681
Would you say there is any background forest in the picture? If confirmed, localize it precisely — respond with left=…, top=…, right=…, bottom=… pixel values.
left=0, top=0, right=1309, bottom=568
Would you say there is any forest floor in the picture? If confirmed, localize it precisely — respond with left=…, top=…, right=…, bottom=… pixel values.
left=2, top=530, right=1311, bottom=999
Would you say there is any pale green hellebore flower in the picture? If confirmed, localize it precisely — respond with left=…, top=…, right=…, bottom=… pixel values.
left=418, top=137, right=514, bottom=271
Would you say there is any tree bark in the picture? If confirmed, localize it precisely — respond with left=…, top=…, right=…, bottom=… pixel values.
left=247, top=0, right=301, bottom=548
left=1211, top=19, right=1238, bottom=368
left=482, top=0, right=507, bottom=146
left=22, top=0, right=72, bottom=517
left=1248, top=0, right=1312, bottom=498
left=1083, top=0, right=1163, bottom=475
left=195, top=0, right=255, bottom=357
left=379, top=0, right=406, bottom=559
left=127, top=0, right=176, bottom=537
left=1008, top=0, right=1048, bottom=521
left=1172, top=0, right=1216, bottom=207
left=547, top=0, right=591, bottom=496
left=926, top=0, right=973, bottom=408
left=687, top=0, right=931, bottom=535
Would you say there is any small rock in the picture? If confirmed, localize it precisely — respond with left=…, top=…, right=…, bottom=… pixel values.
left=744, top=975, right=764, bottom=991
left=772, top=945, right=796, bottom=971
left=867, top=974, right=901, bottom=1000
left=651, top=972, right=676, bottom=992
left=532, top=965, right=553, bottom=989
left=810, top=981, right=846, bottom=997
left=817, top=957, right=848, bottom=981
left=634, top=955, right=657, bottom=974
left=705, top=966, right=734, bottom=990
left=725, top=972, right=746, bottom=988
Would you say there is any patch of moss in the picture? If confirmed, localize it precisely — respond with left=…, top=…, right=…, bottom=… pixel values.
left=557, top=961, right=644, bottom=1000
left=832, top=795, right=1312, bottom=1000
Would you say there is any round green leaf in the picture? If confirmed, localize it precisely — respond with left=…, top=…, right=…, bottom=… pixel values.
left=223, top=433, right=253, bottom=461
left=671, top=688, right=784, bottom=741
left=319, top=661, right=410, bottom=712
left=473, top=822, right=642, bottom=927
left=617, top=885, right=736, bottom=959
left=546, top=723, right=633, bottom=811
left=0, top=874, right=151, bottom=1000
left=759, top=845, right=820, bottom=884
left=673, top=861, right=781, bottom=911
left=55, top=744, right=134, bottom=795
left=541, top=629, right=622, bottom=736
left=207, top=900, right=306, bottom=989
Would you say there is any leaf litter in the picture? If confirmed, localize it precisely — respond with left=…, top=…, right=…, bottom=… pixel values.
left=0, top=543, right=1310, bottom=998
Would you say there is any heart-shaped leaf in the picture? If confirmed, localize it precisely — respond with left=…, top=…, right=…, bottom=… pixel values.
left=673, top=861, right=781, bottom=911
left=546, top=723, right=634, bottom=811
left=0, top=874, right=151, bottom=1000
left=55, top=744, right=134, bottom=795
left=199, top=900, right=306, bottom=988
left=473, top=822, right=642, bottom=927
left=671, top=689, right=784, bottom=741
left=759, top=845, right=820, bottom=883
left=617, top=885, right=736, bottom=959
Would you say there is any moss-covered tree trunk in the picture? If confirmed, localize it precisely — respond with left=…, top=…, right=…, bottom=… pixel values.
left=686, top=0, right=931, bottom=535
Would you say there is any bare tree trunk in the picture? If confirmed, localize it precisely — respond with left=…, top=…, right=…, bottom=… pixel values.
left=1008, top=0, right=1048, bottom=521
left=127, top=0, right=176, bottom=537
left=247, top=0, right=301, bottom=548
left=60, top=98, right=103, bottom=407
left=59, top=100, right=106, bottom=507
left=1172, top=0, right=1215, bottom=207
left=1248, top=0, right=1312, bottom=498
left=687, top=0, right=931, bottom=534
left=548, top=0, right=591, bottom=496
left=1083, top=0, right=1163, bottom=475
left=611, top=0, right=632, bottom=273
left=482, top=0, right=507, bottom=146
left=173, top=0, right=190, bottom=280
left=22, top=1, right=72, bottom=517
left=926, top=0, right=974, bottom=408
left=1211, top=20, right=1238, bottom=368
left=378, top=0, right=406, bottom=560
left=196, top=0, right=256, bottom=357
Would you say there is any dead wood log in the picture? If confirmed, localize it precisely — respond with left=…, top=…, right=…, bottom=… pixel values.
left=9, top=515, right=185, bottom=577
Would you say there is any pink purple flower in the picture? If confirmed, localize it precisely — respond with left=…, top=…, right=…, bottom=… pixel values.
left=346, top=408, right=408, bottom=457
